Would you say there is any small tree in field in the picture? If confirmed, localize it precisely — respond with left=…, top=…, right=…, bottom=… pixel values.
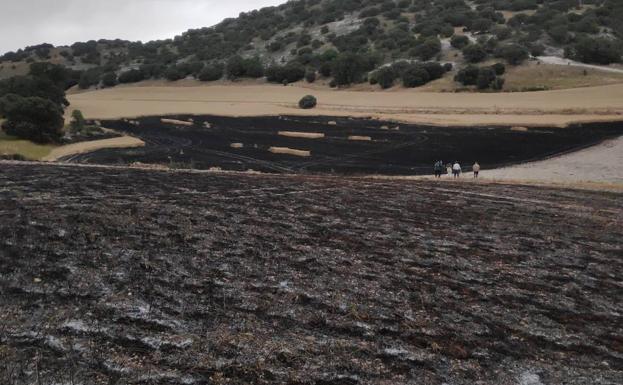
left=71, top=109, right=86, bottom=131
left=299, top=95, right=317, bottom=109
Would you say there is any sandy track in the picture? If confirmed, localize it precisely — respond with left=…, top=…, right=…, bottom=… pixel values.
left=68, top=83, right=623, bottom=127
left=482, top=135, right=623, bottom=184
left=42, top=135, right=144, bottom=162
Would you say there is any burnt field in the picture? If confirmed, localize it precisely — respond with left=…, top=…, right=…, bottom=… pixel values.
left=63, top=116, right=623, bottom=175
left=1, top=163, right=622, bottom=384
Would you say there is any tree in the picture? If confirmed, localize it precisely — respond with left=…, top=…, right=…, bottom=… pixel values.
left=569, top=37, right=622, bottom=65
left=299, top=95, right=317, bottom=109
left=413, top=37, right=441, bottom=60
left=101, top=72, right=118, bottom=87
left=492, top=62, right=506, bottom=75
left=198, top=64, right=224, bottom=81
left=454, top=65, right=480, bottom=86
left=402, top=65, right=430, bottom=88
left=331, top=53, right=365, bottom=86
left=70, top=109, right=86, bottom=131
left=242, top=57, right=265, bottom=78
left=373, top=67, right=397, bottom=89
left=305, top=70, right=316, bottom=83
left=164, top=66, right=186, bottom=81
left=226, top=55, right=246, bottom=79
left=451, top=35, right=470, bottom=50
left=476, top=67, right=496, bottom=89
left=266, top=62, right=306, bottom=84
left=118, top=69, right=146, bottom=84
left=495, top=44, right=530, bottom=65
left=1, top=95, right=64, bottom=143
left=422, top=62, right=446, bottom=80
left=462, top=44, right=487, bottom=63
left=0, top=76, right=68, bottom=108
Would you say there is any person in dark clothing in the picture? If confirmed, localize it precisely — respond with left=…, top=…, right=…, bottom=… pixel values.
left=433, top=160, right=444, bottom=178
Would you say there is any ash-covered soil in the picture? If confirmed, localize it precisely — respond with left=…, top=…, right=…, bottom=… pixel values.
left=65, top=116, right=623, bottom=175
left=1, top=163, right=622, bottom=385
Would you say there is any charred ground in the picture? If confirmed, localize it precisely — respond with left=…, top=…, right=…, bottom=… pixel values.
left=64, top=116, right=623, bottom=175
left=1, top=162, right=622, bottom=384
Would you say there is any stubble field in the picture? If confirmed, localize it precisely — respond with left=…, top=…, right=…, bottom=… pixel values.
left=1, top=163, right=622, bottom=384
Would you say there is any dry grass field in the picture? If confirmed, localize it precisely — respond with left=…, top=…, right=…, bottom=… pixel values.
left=67, top=82, right=623, bottom=127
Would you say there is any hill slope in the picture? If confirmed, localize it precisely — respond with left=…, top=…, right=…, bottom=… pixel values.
left=1, top=0, right=622, bottom=91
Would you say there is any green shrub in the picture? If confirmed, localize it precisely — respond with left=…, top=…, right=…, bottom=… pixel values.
left=1, top=95, right=64, bottom=143
left=198, top=64, right=224, bottom=81
left=495, top=44, right=530, bottom=65
left=101, top=72, right=118, bottom=87
left=462, top=44, right=487, bottom=63
left=305, top=70, right=316, bottom=83
left=451, top=35, right=470, bottom=50
left=298, top=95, right=317, bottom=109
left=402, top=65, right=430, bottom=88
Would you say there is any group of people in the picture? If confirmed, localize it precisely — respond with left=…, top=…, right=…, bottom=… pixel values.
left=433, top=161, right=480, bottom=179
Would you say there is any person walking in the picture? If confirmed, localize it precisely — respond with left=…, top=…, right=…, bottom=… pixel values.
left=434, top=160, right=444, bottom=178
left=473, top=161, right=481, bottom=178
left=446, top=163, right=452, bottom=177
left=452, top=161, right=461, bottom=178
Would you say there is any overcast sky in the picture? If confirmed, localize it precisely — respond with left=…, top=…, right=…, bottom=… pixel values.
left=0, top=0, right=285, bottom=54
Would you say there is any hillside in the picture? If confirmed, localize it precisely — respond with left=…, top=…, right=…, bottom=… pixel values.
left=1, top=0, right=622, bottom=92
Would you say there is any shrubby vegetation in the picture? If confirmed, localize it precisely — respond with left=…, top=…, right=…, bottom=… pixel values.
left=0, top=0, right=621, bottom=94
left=298, top=95, right=317, bottom=109
left=0, top=95, right=64, bottom=143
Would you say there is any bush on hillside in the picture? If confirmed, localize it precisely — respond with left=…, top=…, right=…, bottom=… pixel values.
left=305, top=70, right=316, bottom=83
left=198, top=64, right=224, bottom=81
left=451, top=35, right=470, bottom=50
left=462, top=44, right=488, bottom=63
left=101, top=72, right=118, bottom=87
left=118, top=69, right=146, bottom=84
left=495, top=44, right=530, bottom=65
left=1, top=94, right=65, bottom=143
left=298, top=95, right=317, bottom=109
left=568, top=37, right=622, bottom=65
left=402, top=65, right=430, bottom=88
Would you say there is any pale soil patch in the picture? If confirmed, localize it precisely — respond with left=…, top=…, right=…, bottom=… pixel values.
left=501, top=9, right=537, bottom=21
left=348, top=135, right=372, bottom=141
left=482, top=135, right=623, bottom=185
left=68, top=83, right=623, bottom=127
left=278, top=131, right=325, bottom=139
left=161, top=118, right=194, bottom=126
left=42, top=136, right=145, bottom=162
left=269, top=147, right=311, bottom=157
left=230, top=143, right=244, bottom=149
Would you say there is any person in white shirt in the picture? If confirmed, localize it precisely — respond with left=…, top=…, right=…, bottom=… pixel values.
left=473, top=162, right=481, bottom=178
left=452, top=161, right=461, bottom=178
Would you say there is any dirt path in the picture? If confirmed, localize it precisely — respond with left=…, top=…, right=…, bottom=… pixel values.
left=42, top=135, right=144, bottom=162
left=537, top=56, right=623, bottom=74
left=482, top=135, right=623, bottom=184
left=67, top=83, right=623, bottom=127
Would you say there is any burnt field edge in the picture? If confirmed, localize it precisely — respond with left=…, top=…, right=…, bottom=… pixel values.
left=64, top=115, right=623, bottom=176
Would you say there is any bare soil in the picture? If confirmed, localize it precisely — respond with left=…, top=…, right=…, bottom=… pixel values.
left=1, top=163, right=622, bottom=384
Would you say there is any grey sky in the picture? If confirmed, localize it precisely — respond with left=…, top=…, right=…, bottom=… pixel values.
left=0, top=0, right=285, bottom=54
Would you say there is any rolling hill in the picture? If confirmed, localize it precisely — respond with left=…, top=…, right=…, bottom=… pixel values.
left=1, top=0, right=622, bottom=91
